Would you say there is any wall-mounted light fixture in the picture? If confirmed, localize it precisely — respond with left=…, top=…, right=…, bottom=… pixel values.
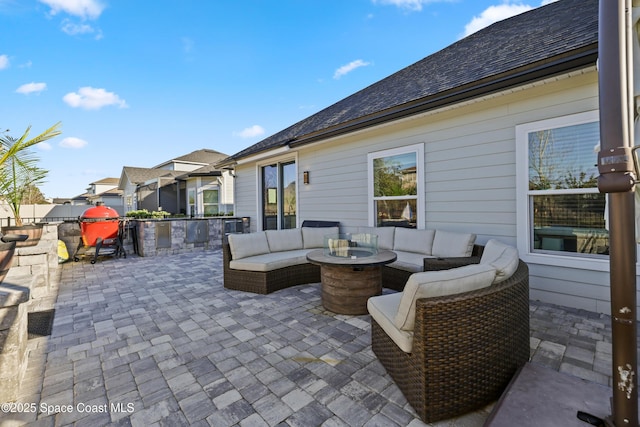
left=303, top=171, right=310, bottom=184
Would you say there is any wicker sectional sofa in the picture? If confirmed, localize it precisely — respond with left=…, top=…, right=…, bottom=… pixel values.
left=222, top=225, right=478, bottom=294
left=367, top=239, right=529, bottom=423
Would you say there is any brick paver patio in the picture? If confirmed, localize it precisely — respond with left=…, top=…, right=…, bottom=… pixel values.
left=1, top=249, right=620, bottom=426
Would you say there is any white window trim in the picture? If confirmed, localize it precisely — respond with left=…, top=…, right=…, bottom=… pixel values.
left=255, top=153, right=299, bottom=231
left=367, top=143, right=425, bottom=228
left=515, top=110, right=615, bottom=272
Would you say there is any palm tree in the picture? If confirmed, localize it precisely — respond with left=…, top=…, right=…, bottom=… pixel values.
left=0, top=122, right=62, bottom=226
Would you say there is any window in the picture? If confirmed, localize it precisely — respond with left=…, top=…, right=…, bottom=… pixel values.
left=368, top=144, right=424, bottom=228
left=517, top=111, right=608, bottom=259
left=203, top=188, right=219, bottom=215
left=261, top=160, right=296, bottom=230
left=188, top=188, right=196, bottom=217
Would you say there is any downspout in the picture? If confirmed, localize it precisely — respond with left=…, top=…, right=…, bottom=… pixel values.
left=597, top=1, right=638, bottom=426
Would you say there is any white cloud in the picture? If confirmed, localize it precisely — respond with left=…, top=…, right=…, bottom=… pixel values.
left=59, top=137, right=88, bottom=148
left=0, top=54, right=9, bottom=70
left=61, top=20, right=95, bottom=35
left=333, top=59, right=371, bottom=79
left=38, top=142, right=53, bottom=151
left=372, top=0, right=449, bottom=12
left=461, top=3, right=534, bottom=38
left=234, top=125, right=265, bottom=138
left=16, top=82, right=47, bottom=95
left=39, top=0, right=105, bottom=20
left=63, top=87, right=128, bottom=110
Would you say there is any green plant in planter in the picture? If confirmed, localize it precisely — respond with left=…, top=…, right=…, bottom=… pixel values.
left=151, top=210, right=171, bottom=219
left=125, top=209, right=172, bottom=219
left=125, top=209, right=151, bottom=219
left=0, top=122, right=62, bottom=226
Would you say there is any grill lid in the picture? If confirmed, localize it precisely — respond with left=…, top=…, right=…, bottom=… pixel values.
left=80, top=205, right=120, bottom=221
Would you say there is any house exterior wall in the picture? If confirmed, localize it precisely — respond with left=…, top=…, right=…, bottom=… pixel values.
left=184, top=175, right=234, bottom=216
left=156, top=161, right=204, bottom=172
left=233, top=68, right=631, bottom=314
left=221, top=171, right=234, bottom=207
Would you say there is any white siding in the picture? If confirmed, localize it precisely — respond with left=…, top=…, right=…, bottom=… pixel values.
left=233, top=68, right=638, bottom=314
left=221, top=171, right=234, bottom=206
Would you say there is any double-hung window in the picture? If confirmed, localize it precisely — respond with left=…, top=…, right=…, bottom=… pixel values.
left=516, top=111, right=609, bottom=261
left=368, top=144, right=424, bottom=228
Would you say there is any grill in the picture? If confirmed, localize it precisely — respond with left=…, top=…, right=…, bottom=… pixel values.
left=73, top=205, right=126, bottom=264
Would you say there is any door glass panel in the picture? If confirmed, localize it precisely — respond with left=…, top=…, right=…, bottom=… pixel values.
left=262, top=165, right=278, bottom=230
left=281, top=162, right=296, bottom=229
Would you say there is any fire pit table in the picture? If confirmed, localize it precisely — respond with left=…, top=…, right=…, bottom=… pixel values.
left=306, top=233, right=396, bottom=315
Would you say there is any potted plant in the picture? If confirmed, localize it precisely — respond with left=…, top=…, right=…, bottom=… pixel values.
left=0, top=123, right=62, bottom=247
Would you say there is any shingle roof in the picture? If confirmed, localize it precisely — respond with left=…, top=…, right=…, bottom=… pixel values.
left=175, top=164, right=224, bottom=180
left=222, top=0, right=597, bottom=164
left=121, top=167, right=182, bottom=185
left=90, top=177, right=119, bottom=186
left=155, top=149, right=229, bottom=168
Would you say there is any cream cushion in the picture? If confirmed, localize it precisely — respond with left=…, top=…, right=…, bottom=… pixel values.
left=394, top=263, right=496, bottom=331
left=480, top=239, right=520, bottom=283
left=228, top=232, right=270, bottom=260
left=266, top=228, right=303, bottom=252
left=432, top=230, right=476, bottom=257
left=358, top=226, right=395, bottom=250
left=393, top=228, right=435, bottom=255
left=302, top=226, right=339, bottom=249
left=367, top=293, right=414, bottom=353
left=229, top=249, right=311, bottom=272
left=388, top=252, right=435, bottom=273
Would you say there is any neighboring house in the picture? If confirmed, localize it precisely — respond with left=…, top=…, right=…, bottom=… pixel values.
left=120, top=166, right=184, bottom=213
left=217, top=0, right=619, bottom=313
left=84, top=177, right=124, bottom=210
left=119, top=149, right=233, bottom=215
left=176, top=164, right=235, bottom=216
left=67, top=195, right=89, bottom=206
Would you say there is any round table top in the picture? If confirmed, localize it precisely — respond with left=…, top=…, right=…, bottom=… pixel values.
left=306, top=248, right=397, bottom=267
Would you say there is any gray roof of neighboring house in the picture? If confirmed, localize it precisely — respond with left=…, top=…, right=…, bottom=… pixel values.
left=221, top=0, right=597, bottom=164
left=175, top=164, right=224, bottom=180
left=90, top=177, right=120, bottom=186
left=120, top=167, right=183, bottom=186
left=88, top=187, right=123, bottom=199
left=154, top=149, right=229, bottom=168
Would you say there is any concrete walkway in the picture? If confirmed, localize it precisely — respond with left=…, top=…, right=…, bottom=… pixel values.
left=1, top=249, right=620, bottom=426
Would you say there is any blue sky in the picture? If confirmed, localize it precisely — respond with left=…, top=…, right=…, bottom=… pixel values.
left=0, top=0, right=556, bottom=199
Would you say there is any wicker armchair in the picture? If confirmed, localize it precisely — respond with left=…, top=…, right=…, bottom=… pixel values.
left=371, top=259, right=529, bottom=423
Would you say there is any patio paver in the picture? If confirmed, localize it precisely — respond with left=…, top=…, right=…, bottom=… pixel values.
left=0, top=249, right=625, bottom=426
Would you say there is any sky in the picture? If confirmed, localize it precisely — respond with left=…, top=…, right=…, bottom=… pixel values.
left=0, top=0, right=557, bottom=199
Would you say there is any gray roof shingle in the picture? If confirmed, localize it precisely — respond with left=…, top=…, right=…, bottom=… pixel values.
left=121, top=167, right=183, bottom=184
left=222, top=0, right=597, bottom=164
left=156, top=149, right=229, bottom=168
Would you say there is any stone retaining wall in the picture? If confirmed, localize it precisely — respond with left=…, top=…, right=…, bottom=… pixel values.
left=0, top=223, right=60, bottom=402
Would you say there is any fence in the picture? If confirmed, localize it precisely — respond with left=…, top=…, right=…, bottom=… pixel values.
left=0, top=203, right=125, bottom=228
